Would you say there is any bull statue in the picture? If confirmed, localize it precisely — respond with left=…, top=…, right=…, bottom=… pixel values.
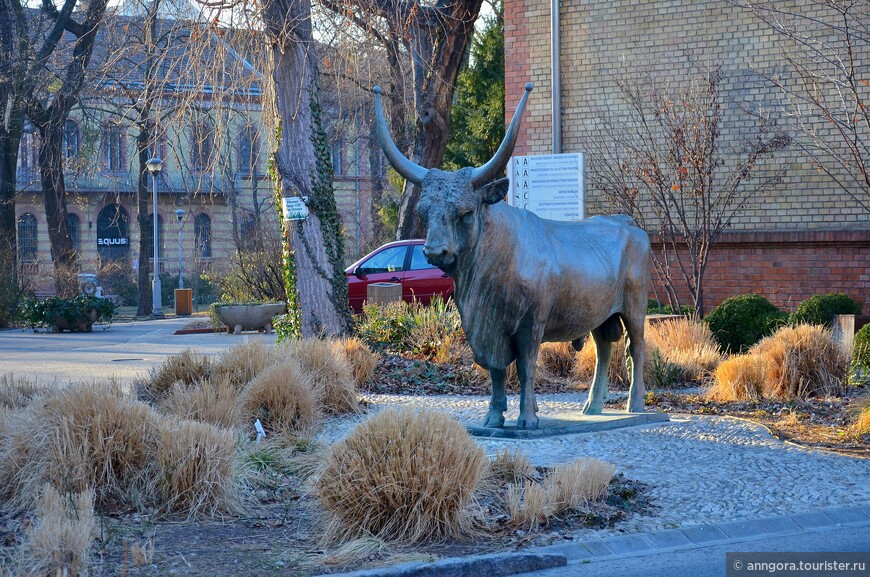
left=373, top=83, right=652, bottom=430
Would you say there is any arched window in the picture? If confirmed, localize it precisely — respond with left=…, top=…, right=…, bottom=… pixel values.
left=67, top=213, right=80, bottom=252
left=147, top=214, right=164, bottom=259
left=103, top=124, right=125, bottom=172
left=17, top=213, right=37, bottom=263
left=17, top=124, right=38, bottom=172
left=63, top=120, right=79, bottom=161
left=96, top=205, right=129, bottom=261
left=194, top=213, right=211, bottom=258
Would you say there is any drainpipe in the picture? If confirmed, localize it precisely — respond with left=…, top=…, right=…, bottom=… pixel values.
left=551, top=0, right=561, bottom=154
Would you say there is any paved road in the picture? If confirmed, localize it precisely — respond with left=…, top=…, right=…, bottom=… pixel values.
left=519, top=526, right=870, bottom=577
left=0, top=318, right=276, bottom=386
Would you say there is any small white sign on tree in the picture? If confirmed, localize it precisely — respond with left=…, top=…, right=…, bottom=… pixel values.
left=507, top=153, right=585, bottom=221
left=282, top=196, right=309, bottom=221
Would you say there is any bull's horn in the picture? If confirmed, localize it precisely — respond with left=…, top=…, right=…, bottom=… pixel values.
left=372, top=86, right=428, bottom=185
left=470, top=82, right=534, bottom=187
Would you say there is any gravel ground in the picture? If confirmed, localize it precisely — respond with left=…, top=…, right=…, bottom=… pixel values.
left=318, top=392, right=870, bottom=540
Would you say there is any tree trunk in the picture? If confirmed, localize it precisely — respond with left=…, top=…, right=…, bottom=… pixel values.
left=37, top=122, right=77, bottom=296
left=265, top=0, right=352, bottom=337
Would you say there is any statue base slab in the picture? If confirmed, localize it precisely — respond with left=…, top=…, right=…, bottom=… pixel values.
left=466, top=410, right=670, bottom=439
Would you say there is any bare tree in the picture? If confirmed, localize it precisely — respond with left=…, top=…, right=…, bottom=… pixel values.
left=318, top=0, right=484, bottom=239
left=587, top=65, right=788, bottom=317
left=739, top=0, right=869, bottom=214
left=26, top=0, right=112, bottom=296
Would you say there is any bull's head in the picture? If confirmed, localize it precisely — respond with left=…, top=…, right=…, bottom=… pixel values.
left=373, top=83, right=534, bottom=273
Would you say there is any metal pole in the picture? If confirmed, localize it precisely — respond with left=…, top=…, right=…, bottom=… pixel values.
left=177, top=214, right=184, bottom=289
left=551, top=0, right=562, bottom=154
left=151, top=171, right=163, bottom=318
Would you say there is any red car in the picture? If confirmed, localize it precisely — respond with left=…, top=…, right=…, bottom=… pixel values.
left=345, top=240, right=454, bottom=313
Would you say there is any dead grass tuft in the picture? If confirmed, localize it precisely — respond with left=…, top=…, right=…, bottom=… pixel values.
left=337, top=337, right=380, bottom=386
left=158, top=375, right=242, bottom=429
left=489, top=447, right=533, bottom=483
left=155, top=417, right=239, bottom=517
left=22, top=484, right=95, bottom=577
left=323, top=536, right=389, bottom=566
left=545, top=458, right=616, bottom=513
left=0, top=374, right=44, bottom=409
left=279, top=339, right=358, bottom=414
left=434, top=332, right=475, bottom=365
left=213, top=341, right=274, bottom=389
left=751, top=324, right=847, bottom=399
left=708, top=354, right=768, bottom=401
left=646, top=318, right=723, bottom=381
left=241, top=362, right=320, bottom=436
left=851, top=401, right=870, bottom=438
left=144, top=349, right=212, bottom=402
left=506, top=481, right=551, bottom=530
left=537, top=342, right=575, bottom=380
left=318, top=407, right=487, bottom=543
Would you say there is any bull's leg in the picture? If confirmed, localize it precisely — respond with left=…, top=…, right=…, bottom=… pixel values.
left=582, top=327, right=613, bottom=415
left=624, top=317, right=647, bottom=413
left=483, top=367, right=508, bottom=428
left=516, top=347, right=540, bottom=430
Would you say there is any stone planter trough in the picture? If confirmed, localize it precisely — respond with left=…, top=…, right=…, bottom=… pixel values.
left=215, top=303, right=287, bottom=335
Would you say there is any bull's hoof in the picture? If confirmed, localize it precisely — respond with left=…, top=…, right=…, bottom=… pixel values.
left=516, top=413, right=539, bottom=430
left=582, top=400, right=603, bottom=415
left=482, top=410, right=505, bottom=428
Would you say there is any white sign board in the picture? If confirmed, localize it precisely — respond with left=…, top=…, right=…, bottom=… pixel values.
left=507, top=153, right=585, bottom=221
left=282, top=196, right=309, bottom=221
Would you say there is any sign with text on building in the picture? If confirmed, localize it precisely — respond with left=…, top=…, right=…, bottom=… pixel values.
left=507, top=153, right=585, bottom=221
left=282, top=196, right=309, bottom=221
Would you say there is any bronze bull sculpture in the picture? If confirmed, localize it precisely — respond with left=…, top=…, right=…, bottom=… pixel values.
left=373, top=83, right=651, bottom=429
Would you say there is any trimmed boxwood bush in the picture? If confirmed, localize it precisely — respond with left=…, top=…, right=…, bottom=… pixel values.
left=790, top=293, right=861, bottom=327
left=704, top=293, right=788, bottom=354
left=22, top=295, right=116, bottom=331
left=854, top=323, right=870, bottom=367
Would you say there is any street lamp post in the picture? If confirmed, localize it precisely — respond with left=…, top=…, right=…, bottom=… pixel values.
left=146, top=157, right=164, bottom=318
left=175, top=209, right=185, bottom=289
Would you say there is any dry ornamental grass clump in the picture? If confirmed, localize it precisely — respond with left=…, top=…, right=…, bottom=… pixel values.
left=506, top=481, right=551, bottom=531
left=144, top=349, right=212, bottom=402
left=22, top=484, right=95, bottom=577
left=546, top=458, right=616, bottom=513
left=645, top=318, right=723, bottom=381
left=489, top=447, right=533, bottom=483
left=537, top=342, right=575, bottom=380
left=0, top=374, right=44, bottom=409
left=156, top=417, right=238, bottom=517
left=279, top=339, right=358, bottom=414
left=158, top=375, right=243, bottom=429
left=708, top=355, right=768, bottom=402
left=317, top=407, right=488, bottom=543
left=751, top=324, right=847, bottom=399
left=213, top=341, right=274, bottom=389
left=851, top=401, right=870, bottom=438
left=241, top=361, right=320, bottom=435
left=337, top=337, right=380, bottom=386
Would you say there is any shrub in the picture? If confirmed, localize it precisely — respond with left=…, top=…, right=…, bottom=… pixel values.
left=790, top=293, right=861, bottom=327
left=355, top=301, right=416, bottom=352
left=408, top=296, right=464, bottom=359
left=545, top=457, right=616, bottom=513
left=708, top=354, right=767, bottom=401
left=155, top=416, right=238, bottom=517
left=23, top=484, right=95, bottom=577
left=704, top=293, right=788, bottom=353
left=751, top=324, right=847, bottom=399
left=851, top=323, right=870, bottom=367
left=489, top=447, right=533, bottom=483
left=143, top=349, right=212, bottom=403
left=21, top=295, right=116, bottom=330
left=240, top=362, right=319, bottom=435
left=317, top=407, right=487, bottom=543
left=279, top=339, right=357, bottom=414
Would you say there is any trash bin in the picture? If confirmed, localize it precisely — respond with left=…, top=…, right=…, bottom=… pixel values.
left=175, top=288, right=193, bottom=316
left=367, top=282, right=402, bottom=307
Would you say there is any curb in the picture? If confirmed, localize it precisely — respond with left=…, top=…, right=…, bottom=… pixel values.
left=323, top=505, right=870, bottom=577
left=324, top=552, right=567, bottom=577
left=533, top=504, right=870, bottom=563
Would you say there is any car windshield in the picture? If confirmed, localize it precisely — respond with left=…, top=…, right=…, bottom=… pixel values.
left=357, top=245, right=407, bottom=274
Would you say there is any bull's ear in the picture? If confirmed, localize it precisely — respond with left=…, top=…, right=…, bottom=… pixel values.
left=480, top=178, right=509, bottom=205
